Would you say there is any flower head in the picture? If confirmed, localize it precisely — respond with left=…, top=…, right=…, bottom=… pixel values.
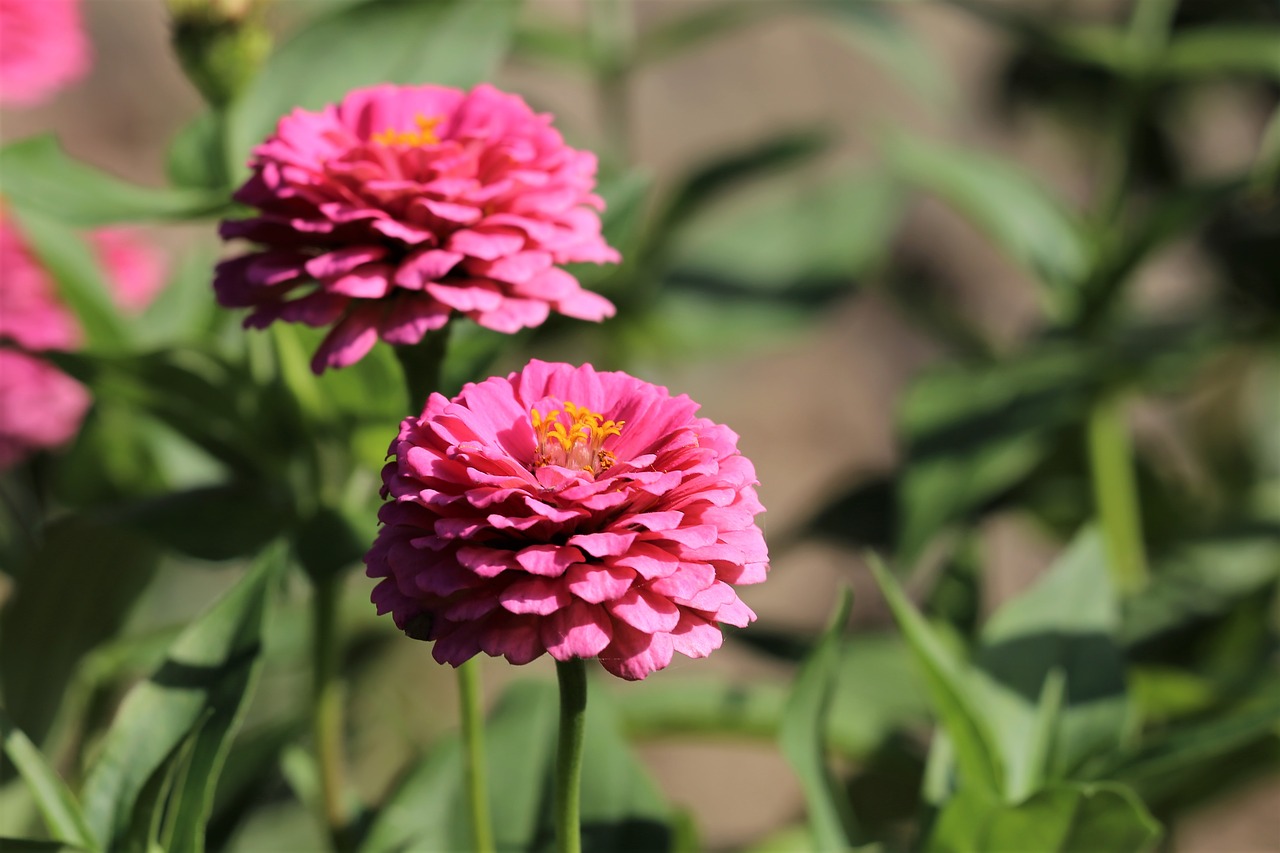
left=0, top=0, right=90, bottom=107
left=216, top=83, right=620, bottom=374
left=365, top=360, right=769, bottom=681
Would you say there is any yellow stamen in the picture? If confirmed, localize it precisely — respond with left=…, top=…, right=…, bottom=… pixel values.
left=530, top=401, right=624, bottom=476
left=372, top=114, right=443, bottom=147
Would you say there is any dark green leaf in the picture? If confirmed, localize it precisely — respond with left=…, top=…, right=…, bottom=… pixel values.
left=814, top=0, right=952, bottom=108
left=292, top=506, right=370, bottom=582
left=0, top=711, right=97, bottom=851
left=871, top=559, right=1004, bottom=796
left=80, top=548, right=280, bottom=850
left=0, top=841, right=89, bottom=853
left=0, top=136, right=230, bottom=225
left=226, top=0, right=518, bottom=172
left=635, top=3, right=776, bottom=66
left=166, top=111, right=231, bottom=190
left=779, top=587, right=857, bottom=851
left=107, top=481, right=293, bottom=562
left=884, top=132, right=1091, bottom=307
left=1160, top=27, right=1280, bottom=81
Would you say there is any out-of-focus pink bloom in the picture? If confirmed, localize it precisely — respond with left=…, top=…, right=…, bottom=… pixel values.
left=0, top=217, right=166, bottom=468
left=91, top=228, right=168, bottom=314
left=0, top=349, right=91, bottom=468
left=216, top=83, right=620, bottom=374
left=0, top=0, right=91, bottom=107
left=0, top=216, right=81, bottom=350
left=365, top=360, right=769, bottom=681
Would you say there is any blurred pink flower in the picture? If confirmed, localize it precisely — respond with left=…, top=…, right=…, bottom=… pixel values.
left=216, top=83, right=620, bottom=374
left=0, top=0, right=91, bottom=107
left=0, top=350, right=91, bottom=468
left=366, top=360, right=768, bottom=681
left=0, top=217, right=166, bottom=468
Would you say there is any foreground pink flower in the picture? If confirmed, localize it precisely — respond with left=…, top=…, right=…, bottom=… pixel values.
left=216, top=83, right=620, bottom=374
left=0, top=0, right=90, bottom=107
left=366, top=360, right=768, bottom=680
left=0, top=217, right=166, bottom=468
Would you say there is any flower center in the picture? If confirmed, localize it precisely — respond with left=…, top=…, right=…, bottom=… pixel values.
left=530, top=401, right=623, bottom=476
left=371, top=114, right=442, bottom=147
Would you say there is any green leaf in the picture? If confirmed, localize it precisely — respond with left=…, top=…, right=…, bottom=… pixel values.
left=634, top=3, right=776, bottom=66
left=973, top=530, right=1129, bottom=791
left=929, top=782, right=1161, bottom=853
left=666, top=171, right=901, bottom=295
left=779, top=587, right=857, bottom=851
left=814, top=0, right=952, bottom=109
left=1160, top=27, right=1280, bottom=81
left=0, top=841, right=90, bottom=853
left=226, top=0, right=518, bottom=173
left=870, top=559, right=1004, bottom=796
left=884, top=132, right=1091, bottom=310
left=0, top=712, right=98, bottom=851
left=897, top=347, right=1098, bottom=561
left=0, top=517, right=159, bottom=752
left=166, top=111, right=231, bottom=191
left=108, top=481, right=294, bottom=563
left=5, top=208, right=128, bottom=351
left=0, top=135, right=230, bottom=225
left=80, top=547, right=281, bottom=851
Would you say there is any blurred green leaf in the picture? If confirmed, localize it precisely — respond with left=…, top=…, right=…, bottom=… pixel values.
left=0, top=712, right=97, bottom=851
left=974, top=530, right=1130, bottom=793
left=80, top=548, right=280, bottom=851
left=884, top=132, right=1091, bottom=309
left=929, top=782, right=1161, bottom=852
left=815, top=0, right=952, bottom=109
left=131, top=244, right=222, bottom=351
left=871, top=559, right=1003, bottom=796
left=227, top=0, right=519, bottom=173
left=511, top=21, right=593, bottom=70
left=666, top=171, right=901, bottom=295
left=0, top=136, right=231, bottom=225
left=166, top=112, right=231, bottom=191
left=292, top=506, right=368, bottom=582
left=1160, top=27, right=1280, bottom=80
left=0, top=516, right=159, bottom=750
left=6, top=208, right=128, bottom=352
left=0, top=841, right=89, bottom=853
left=779, top=587, right=857, bottom=851
left=634, top=3, right=775, bottom=66
left=108, top=481, right=294, bottom=563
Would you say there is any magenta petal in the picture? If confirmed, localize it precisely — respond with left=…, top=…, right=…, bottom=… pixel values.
left=393, top=249, right=465, bottom=289
left=310, top=306, right=381, bottom=373
left=608, top=587, right=680, bottom=633
left=478, top=613, right=545, bottom=664
left=543, top=600, right=613, bottom=660
left=669, top=611, right=723, bottom=659
left=499, top=575, right=571, bottom=615
left=564, top=563, right=634, bottom=604
left=599, top=621, right=674, bottom=681
left=515, top=544, right=584, bottom=577
left=568, top=531, right=637, bottom=558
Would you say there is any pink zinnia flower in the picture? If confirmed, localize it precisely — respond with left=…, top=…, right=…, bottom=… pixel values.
left=215, top=83, right=620, bottom=374
left=365, top=360, right=769, bottom=681
left=0, top=350, right=91, bottom=468
left=0, top=217, right=166, bottom=468
left=0, top=0, right=91, bottom=107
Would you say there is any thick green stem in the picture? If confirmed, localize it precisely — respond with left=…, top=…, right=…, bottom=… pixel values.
left=457, top=660, right=495, bottom=853
left=1087, top=396, right=1149, bottom=596
left=554, top=658, right=588, bottom=853
left=312, top=573, right=352, bottom=852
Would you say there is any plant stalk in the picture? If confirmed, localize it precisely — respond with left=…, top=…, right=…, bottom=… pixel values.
left=554, top=658, right=589, bottom=853
left=312, top=573, right=352, bottom=852
left=1086, top=395, right=1149, bottom=595
left=457, top=659, right=495, bottom=853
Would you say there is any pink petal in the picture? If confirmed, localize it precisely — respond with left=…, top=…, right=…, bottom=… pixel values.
left=599, top=621, right=674, bottom=681
left=669, top=611, right=723, bottom=659
left=543, top=600, right=613, bottom=660
left=499, top=575, right=571, bottom=615
left=564, top=563, right=634, bottom=603
left=515, top=544, right=584, bottom=577
left=608, top=587, right=680, bottom=633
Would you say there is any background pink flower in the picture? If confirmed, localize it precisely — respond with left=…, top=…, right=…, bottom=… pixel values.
left=0, top=350, right=91, bottom=468
left=366, top=360, right=769, bottom=681
left=0, top=0, right=90, bottom=107
left=216, top=83, right=620, bottom=373
left=0, top=217, right=166, bottom=468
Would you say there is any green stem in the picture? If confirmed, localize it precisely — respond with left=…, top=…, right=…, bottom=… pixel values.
left=394, top=324, right=452, bottom=411
left=588, top=0, right=635, bottom=169
left=457, top=660, right=495, bottom=853
left=1087, top=395, right=1149, bottom=596
left=554, top=658, right=588, bottom=853
left=312, top=573, right=352, bottom=852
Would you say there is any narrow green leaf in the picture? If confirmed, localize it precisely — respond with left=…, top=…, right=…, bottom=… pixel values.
left=0, top=840, right=89, bottom=853
left=884, top=132, right=1091, bottom=307
left=870, top=559, right=1004, bottom=795
left=5, top=208, right=127, bottom=352
left=0, top=712, right=98, bottom=851
left=814, top=0, right=952, bottom=109
left=1160, top=27, right=1280, bottom=81
left=0, top=136, right=230, bottom=225
left=80, top=547, right=281, bottom=850
left=166, top=111, right=231, bottom=190
left=635, top=3, right=776, bottom=66
left=226, top=0, right=518, bottom=173
left=778, top=587, right=857, bottom=851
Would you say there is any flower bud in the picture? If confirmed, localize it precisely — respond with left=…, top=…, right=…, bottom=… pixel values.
left=167, top=0, right=271, bottom=108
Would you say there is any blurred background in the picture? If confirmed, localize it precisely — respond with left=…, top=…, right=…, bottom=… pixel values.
left=2, top=0, right=1278, bottom=850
